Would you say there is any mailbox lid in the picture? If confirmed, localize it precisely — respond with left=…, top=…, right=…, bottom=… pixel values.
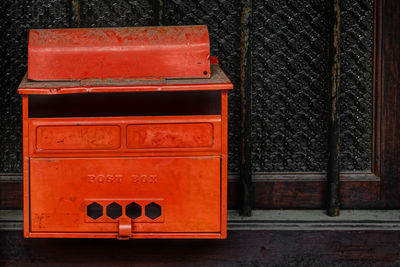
left=29, top=157, right=221, bottom=234
left=28, top=26, right=210, bottom=80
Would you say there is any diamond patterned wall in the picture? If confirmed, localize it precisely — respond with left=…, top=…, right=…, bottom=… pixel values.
left=251, top=0, right=331, bottom=172
left=340, top=0, right=373, bottom=171
left=251, top=0, right=373, bottom=172
left=0, top=0, right=70, bottom=173
left=78, top=0, right=154, bottom=27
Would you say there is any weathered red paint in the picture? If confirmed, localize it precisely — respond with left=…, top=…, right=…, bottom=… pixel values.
left=19, top=26, right=232, bottom=239
left=28, top=26, right=211, bottom=80
left=30, top=157, right=221, bottom=233
left=28, top=116, right=222, bottom=157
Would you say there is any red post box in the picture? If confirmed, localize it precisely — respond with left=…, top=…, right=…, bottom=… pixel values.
left=18, top=25, right=233, bottom=239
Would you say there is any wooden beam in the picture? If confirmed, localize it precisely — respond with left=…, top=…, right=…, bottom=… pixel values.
left=327, top=0, right=341, bottom=217
left=239, top=0, right=253, bottom=217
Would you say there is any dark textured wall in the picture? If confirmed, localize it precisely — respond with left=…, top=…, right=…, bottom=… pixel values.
left=251, top=0, right=330, bottom=172
left=0, top=0, right=373, bottom=174
left=339, top=0, right=373, bottom=171
left=251, top=0, right=373, bottom=172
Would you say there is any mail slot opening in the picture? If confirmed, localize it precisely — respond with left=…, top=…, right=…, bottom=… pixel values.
left=28, top=91, right=221, bottom=118
left=106, top=202, right=123, bottom=220
left=87, top=202, right=103, bottom=220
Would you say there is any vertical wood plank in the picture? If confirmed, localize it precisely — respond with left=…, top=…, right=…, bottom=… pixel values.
left=372, top=0, right=382, bottom=178
left=381, top=0, right=400, bottom=207
left=239, top=0, right=252, bottom=216
left=327, top=0, right=341, bottom=216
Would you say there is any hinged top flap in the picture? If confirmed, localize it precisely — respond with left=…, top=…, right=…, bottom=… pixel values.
left=28, top=25, right=211, bottom=81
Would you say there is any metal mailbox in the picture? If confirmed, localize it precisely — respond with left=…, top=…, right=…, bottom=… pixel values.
left=18, top=25, right=233, bottom=239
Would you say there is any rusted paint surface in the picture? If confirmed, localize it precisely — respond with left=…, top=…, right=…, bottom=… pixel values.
left=126, top=123, right=214, bottom=149
left=28, top=26, right=211, bottom=80
left=36, top=125, right=121, bottom=150
left=29, top=157, right=221, bottom=234
left=327, top=0, right=341, bottom=217
left=28, top=116, right=222, bottom=157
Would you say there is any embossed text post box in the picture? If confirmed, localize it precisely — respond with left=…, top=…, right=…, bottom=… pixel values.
left=18, top=26, right=233, bottom=239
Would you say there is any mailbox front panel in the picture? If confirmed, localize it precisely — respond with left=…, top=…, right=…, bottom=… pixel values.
left=30, top=157, right=221, bottom=234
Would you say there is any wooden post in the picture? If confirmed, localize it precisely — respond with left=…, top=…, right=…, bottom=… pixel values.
left=239, top=0, right=252, bottom=216
left=327, top=0, right=341, bottom=217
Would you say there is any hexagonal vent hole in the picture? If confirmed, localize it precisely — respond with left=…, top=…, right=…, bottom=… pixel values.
left=126, top=202, right=142, bottom=219
left=87, top=202, right=103, bottom=220
left=145, top=202, right=161, bottom=220
left=106, top=202, right=122, bottom=219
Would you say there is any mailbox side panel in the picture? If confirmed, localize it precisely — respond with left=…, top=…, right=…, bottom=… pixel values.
left=22, top=95, right=30, bottom=237
left=29, top=157, right=221, bottom=236
left=221, top=90, right=228, bottom=238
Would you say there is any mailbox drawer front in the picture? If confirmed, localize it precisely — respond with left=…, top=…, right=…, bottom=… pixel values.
left=36, top=125, right=121, bottom=150
left=126, top=123, right=213, bottom=149
left=29, top=116, right=221, bottom=157
left=30, top=157, right=221, bottom=233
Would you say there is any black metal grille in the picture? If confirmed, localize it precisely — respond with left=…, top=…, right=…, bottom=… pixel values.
left=339, top=0, right=373, bottom=171
left=0, top=0, right=70, bottom=173
left=0, top=0, right=374, bottom=174
left=78, top=0, right=155, bottom=27
left=251, top=0, right=331, bottom=172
